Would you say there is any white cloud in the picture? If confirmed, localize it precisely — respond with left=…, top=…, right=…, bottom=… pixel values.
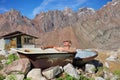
left=71, top=0, right=88, bottom=9
left=32, top=0, right=88, bottom=17
left=50, top=0, right=88, bottom=10
left=33, top=0, right=54, bottom=16
left=0, top=7, right=8, bottom=12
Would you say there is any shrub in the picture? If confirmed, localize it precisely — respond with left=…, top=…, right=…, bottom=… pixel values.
left=56, top=73, right=78, bottom=80
left=0, top=63, right=4, bottom=70
left=0, top=55, right=6, bottom=61
left=0, top=75, right=5, bottom=80
left=79, top=75, right=94, bottom=80
left=113, top=70, right=120, bottom=77
left=24, top=78, right=32, bottom=80
left=6, top=74, right=17, bottom=80
left=0, top=55, right=6, bottom=70
left=56, top=73, right=94, bottom=80
left=6, top=54, right=18, bottom=65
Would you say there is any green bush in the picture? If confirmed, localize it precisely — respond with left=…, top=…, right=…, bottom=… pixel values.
left=79, top=75, right=94, bottom=80
left=0, top=55, right=6, bottom=70
left=113, top=70, right=120, bottom=77
left=0, top=55, right=6, bottom=61
left=0, top=63, right=4, bottom=70
left=0, top=75, right=5, bottom=80
left=56, top=73, right=78, bottom=80
left=6, top=54, right=18, bottom=65
left=56, top=73, right=94, bottom=80
left=97, top=67, right=107, bottom=72
left=24, top=78, right=32, bottom=80
left=6, top=74, right=17, bottom=80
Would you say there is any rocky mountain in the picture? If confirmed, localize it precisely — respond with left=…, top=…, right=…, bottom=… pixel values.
left=33, top=7, right=95, bottom=32
left=0, top=0, right=120, bottom=49
left=74, top=0, right=120, bottom=49
left=0, top=9, right=39, bottom=36
left=34, top=0, right=120, bottom=49
left=33, top=8, right=77, bottom=32
left=33, top=7, right=96, bottom=48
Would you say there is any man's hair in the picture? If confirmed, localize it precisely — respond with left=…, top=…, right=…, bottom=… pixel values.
left=63, top=40, right=72, bottom=44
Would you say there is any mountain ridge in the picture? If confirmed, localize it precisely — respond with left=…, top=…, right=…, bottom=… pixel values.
left=0, top=0, right=120, bottom=49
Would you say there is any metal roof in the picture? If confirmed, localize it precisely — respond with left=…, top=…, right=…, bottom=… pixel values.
left=0, top=31, right=38, bottom=39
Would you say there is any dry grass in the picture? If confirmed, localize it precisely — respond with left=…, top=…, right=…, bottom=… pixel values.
left=95, top=50, right=120, bottom=73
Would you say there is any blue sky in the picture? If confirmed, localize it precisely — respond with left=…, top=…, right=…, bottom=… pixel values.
left=0, top=0, right=112, bottom=19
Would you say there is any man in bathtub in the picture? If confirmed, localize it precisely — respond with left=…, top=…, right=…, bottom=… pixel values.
left=41, top=40, right=76, bottom=53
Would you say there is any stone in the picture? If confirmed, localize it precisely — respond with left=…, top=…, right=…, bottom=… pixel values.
left=103, top=70, right=114, bottom=79
left=76, top=68, right=83, bottom=75
left=111, top=75, right=120, bottom=80
left=0, top=49, right=8, bottom=55
left=1, top=59, right=7, bottom=65
left=8, top=48, right=18, bottom=54
left=5, top=74, right=24, bottom=80
left=63, top=63, right=80, bottom=79
left=95, top=77, right=105, bottom=80
left=85, top=64, right=96, bottom=73
left=42, top=66, right=63, bottom=79
left=106, top=53, right=118, bottom=61
left=27, top=68, right=46, bottom=80
left=15, top=74, right=25, bottom=80
left=84, top=73, right=95, bottom=78
left=2, top=58, right=31, bottom=75
left=104, top=62, right=109, bottom=68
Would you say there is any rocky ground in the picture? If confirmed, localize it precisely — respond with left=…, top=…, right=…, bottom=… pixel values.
left=0, top=49, right=120, bottom=80
left=96, top=49, right=120, bottom=73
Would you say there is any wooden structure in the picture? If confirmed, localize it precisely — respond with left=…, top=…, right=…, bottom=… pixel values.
left=0, top=31, right=38, bottom=50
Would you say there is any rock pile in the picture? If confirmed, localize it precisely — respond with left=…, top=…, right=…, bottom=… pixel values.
left=0, top=49, right=120, bottom=80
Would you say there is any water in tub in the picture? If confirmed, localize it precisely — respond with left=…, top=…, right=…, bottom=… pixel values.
left=14, top=48, right=66, bottom=54
left=75, top=49, right=97, bottom=58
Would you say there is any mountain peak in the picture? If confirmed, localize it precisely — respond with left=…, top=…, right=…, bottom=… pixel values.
left=78, top=7, right=95, bottom=13
left=63, top=7, right=73, bottom=16
left=77, top=7, right=95, bottom=17
left=63, top=7, right=73, bottom=12
left=5, top=9, right=21, bottom=15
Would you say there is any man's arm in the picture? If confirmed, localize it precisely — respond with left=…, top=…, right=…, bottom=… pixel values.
left=41, top=46, right=54, bottom=49
left=63, top=48, right=76, bottom=53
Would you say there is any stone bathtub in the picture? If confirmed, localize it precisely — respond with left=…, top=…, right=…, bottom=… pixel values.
left=13, top=48, right=76, bottom=69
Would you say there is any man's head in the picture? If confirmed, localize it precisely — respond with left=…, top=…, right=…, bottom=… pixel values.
left=63, top=40, right=72, bottom=47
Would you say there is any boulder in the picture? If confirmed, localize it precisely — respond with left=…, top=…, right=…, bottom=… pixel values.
left=103, top=70, right=113, bottom=79
left=2, top=58, right=31, bottom=75
left=111, top=75, right=120, bottom=80
left=0, top=49, right=8, bottom=55
left=27, top=68, right=46, bottom=80
left=104, top=62, right=109, bottom=68
left=95, top=77, right=105, bottom=80
left=5, top=74, right=25, bottom=80
left=42, top=66, right=62, bottom=79
left=15, top=74, right=25, bottom=80
left=63, top=63, right=80, bottom=79
left=8, top=49, right=18, bottom=54
left=106, top=53, right=118, bottom=61
left=85, top=64, right=96, bottom=73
